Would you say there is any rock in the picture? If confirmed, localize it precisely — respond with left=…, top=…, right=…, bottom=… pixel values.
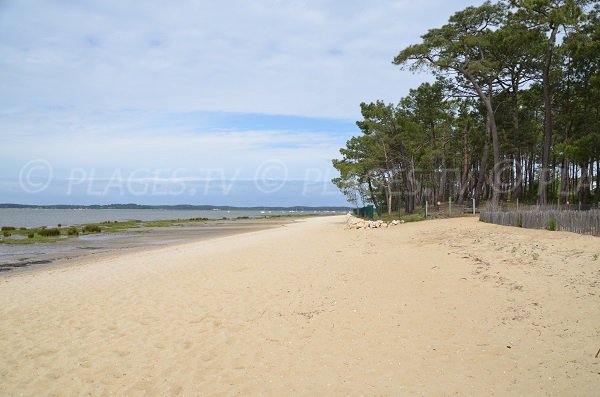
left=346, top=216, right=395, bottom=230
left=346, top=217, right=362, bottom=230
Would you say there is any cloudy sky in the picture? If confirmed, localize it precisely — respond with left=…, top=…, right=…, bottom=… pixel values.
left=0, top=0, right=483, bottom=206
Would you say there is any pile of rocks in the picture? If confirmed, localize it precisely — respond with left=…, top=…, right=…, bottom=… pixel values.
left=346, top=217, right=404, bottom=230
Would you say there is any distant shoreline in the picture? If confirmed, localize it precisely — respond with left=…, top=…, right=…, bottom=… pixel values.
left=0, top=203, right=352, bottom=211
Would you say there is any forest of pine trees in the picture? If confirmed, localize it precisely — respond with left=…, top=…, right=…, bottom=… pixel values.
left=332, top=0, right=600, bottom=215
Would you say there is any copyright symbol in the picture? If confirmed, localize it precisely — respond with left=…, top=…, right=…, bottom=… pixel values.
left=254, top=159, right=288, bottom=194
left=19, top=159, right=53, bottom=193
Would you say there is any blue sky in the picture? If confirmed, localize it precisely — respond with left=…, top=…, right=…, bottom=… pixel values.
left=0, top=0, right=484, bottom=206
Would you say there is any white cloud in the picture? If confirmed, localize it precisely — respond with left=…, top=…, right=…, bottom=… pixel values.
left=0, top=110, right=345, bottom=180
left=0, top=0, right=484, bottom=119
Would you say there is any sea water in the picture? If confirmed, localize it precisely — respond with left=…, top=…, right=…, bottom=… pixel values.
left=0, top=208, right=339, bottom=228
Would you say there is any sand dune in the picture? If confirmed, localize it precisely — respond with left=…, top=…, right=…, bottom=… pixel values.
left=1, top=216, right=598, bottom=396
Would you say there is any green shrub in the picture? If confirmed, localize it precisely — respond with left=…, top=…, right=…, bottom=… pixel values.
left=3, top=231, right=11, bottom=237
left=67, top=227, right=79, bottom=236
left=38, top=228, right=61, bottom=237
left=547, top=218, right=557, bottom=231
left=28, top=233, right=34, bottom=239
left=83, top=225, right=101, bottom=233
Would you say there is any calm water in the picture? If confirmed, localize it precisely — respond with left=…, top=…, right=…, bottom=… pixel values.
left=0, top=208, right=339, bottom=228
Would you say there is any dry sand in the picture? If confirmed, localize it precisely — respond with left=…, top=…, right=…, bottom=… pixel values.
left=0, top=216, right=598, bottom=396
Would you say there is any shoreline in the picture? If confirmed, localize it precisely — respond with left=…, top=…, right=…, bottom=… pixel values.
left=1, top=215, right=598, bottom=395
left=0, top=218, right=296, bottom=275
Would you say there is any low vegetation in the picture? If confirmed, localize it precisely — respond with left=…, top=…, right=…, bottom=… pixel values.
left=38, top=228, right=61, bottom=237
left=0, top=217, right=211, bottom=244
left=82, top=225, right=102, bottom=233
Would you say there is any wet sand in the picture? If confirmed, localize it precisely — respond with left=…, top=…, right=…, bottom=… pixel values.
left=0, top=219, right=287, bottom=273
left=0, top=216, right=598, bottom=396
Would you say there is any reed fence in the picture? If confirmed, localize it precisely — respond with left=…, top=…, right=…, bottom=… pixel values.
left=480, top=207, right=600, bottom=237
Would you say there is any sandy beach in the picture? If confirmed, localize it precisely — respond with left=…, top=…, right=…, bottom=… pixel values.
left=1, top=215, right=598, bottom=396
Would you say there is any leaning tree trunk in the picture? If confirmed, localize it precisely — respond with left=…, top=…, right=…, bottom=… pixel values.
left=465, top=72, right=501, bottom=208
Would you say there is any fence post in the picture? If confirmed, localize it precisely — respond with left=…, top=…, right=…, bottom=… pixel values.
left=449, top=197, right=452, bottom=216
left=472, top=198, right=476, bottom=215
left=425, top=201, right=428, bottom=219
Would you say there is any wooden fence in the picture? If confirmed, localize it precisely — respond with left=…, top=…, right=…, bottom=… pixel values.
left=480, top=208, right=600, bottom=237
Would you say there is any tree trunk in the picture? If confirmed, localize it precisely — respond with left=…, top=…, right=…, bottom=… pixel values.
left=596, top=160, right=600, bottom=200
left=510, top=78, right=523, bottom=200
left=514, top=154, right=523, bottom=200
left=538, top=24, right=559, bottom=205
left=579, top=161, right=590, bottom=207
left=559, top=156, right=569, bottom=204
left=465, top=72, right=501, bottom=208
left=403, top=161, right=416, bottom=214
left=474, top=140, right=489, bottom=208
left=366, top=176, right=379, bottom=213
left=439, top=151, right=447, bottom=203
left=385, top=175, right=393, bottom=216
left=457, top=122, right=471, bottom=205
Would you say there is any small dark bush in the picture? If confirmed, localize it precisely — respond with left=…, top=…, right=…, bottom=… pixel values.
left=38, top=228, right=61, bottom=237
left=67, top=227, right=79, bottom=236
left=58, top=224, right=62, bottom=228
left=83, top=225, right=101, bottom=233
left=28, top=233, right=34, bottom=239
left=3, top=231, right=11, bottom=237
left=1, top=226, right=16, bottom=231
